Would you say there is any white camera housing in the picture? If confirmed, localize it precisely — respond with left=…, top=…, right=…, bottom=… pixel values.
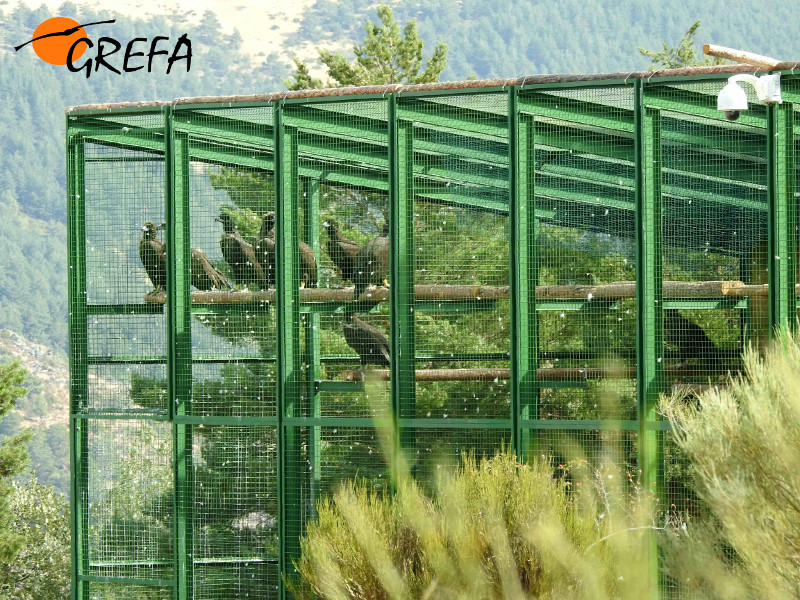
left=717, top=73, right=782, bottom=120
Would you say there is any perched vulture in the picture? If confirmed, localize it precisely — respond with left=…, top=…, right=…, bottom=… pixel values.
left=664, top=309, right=722, bottom=371
left=255, top=211, right=318, bottom=288
left=322, top=219, right=361, bottom=284
left=216, top=212, right=266, bottom=288
left=353, top=222, right=389, bottom=300
left=139, top=221, right=166, bottom=289
left=254, top=212, right=277, bottom=287
left=190, top=248, right=230, bottom=291
left=343, top=313, right=390, bottom=367
left=298, top=241, right=318, bottom=288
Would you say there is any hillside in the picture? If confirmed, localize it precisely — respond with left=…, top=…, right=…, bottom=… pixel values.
left=10, top=0, right=340, bottom=75
left=289, top=0, right=800, bottom=80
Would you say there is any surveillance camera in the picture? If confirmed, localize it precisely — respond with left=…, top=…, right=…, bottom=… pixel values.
left=717, top=74, right=783, bottom=119
left=717, top=81, right=749, bottom=114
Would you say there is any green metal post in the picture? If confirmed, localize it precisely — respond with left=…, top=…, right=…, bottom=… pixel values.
left=509, top=89, right=539, bottom=458
left=165, top=110, right=194, bottom=600
left=388, top=96, right=416, bottom=479
left=635, top=82, right=664, bottom=599
left=275, top=105, right=303, bottom=597
left=767, top=101, right=796, bottom=335
left=67, top=130, right=89, bottom=600
left=301, top=177, right=322, bottom=517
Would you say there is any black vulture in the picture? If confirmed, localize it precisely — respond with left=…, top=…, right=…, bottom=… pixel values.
left=664, top=309, right=722, bottom=371
left=254, top=212, right=277, bottom=287
left=353, top=222, right=389, bottom=300
left=343, top=313, right=390, bottom=367
left=190, top=248, right=230, bottom=291
left=139, top=221, right=166, bottom=289
left=216, top=212, right=266, bottom=288
left=322, top=219, right=361, bottom=284
left=255, top=211, right=318, bottom=288
left=298, top=241, right=318, bottom=288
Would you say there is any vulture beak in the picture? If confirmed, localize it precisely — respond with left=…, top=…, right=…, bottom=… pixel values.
left=214, top=216, right=223, bottom=223
left=141, top=225, right=148, bottom=232
left=157, top=223, right=166, bottom=230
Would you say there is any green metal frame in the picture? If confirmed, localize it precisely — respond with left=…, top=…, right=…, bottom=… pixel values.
left=635, top=81, right=665, bottom=598
left=275, top=108, right=303, bottom=595
left=67, top=72, right=800, bottom=599
left=768, top=101, right=797, bottom=333
left=166, top=111, right=194, bottom=599
left=389, top=96, right=417, bottom=479
left=509, top=88, right=539, bottom=455
left=67, top=130, right=89, bottom=600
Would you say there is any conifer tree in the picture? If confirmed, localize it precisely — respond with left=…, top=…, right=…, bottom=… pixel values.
left=285, top=4, right=447, bottom=89
left=638, top=21, right=726, bottom=69
left=0, top=361, right=31, bottom=562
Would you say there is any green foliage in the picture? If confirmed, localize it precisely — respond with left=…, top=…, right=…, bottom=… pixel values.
left=638, top=21, right=726, bottom=70
left=285, top=4, right=447, bottom=89
left=0, top=361, right=31, bottom=563
left=0, top=479, right=70, bottom=600
left=660, top=331, right=800, bottom=598
left=290, top=450, right=654, bottom=599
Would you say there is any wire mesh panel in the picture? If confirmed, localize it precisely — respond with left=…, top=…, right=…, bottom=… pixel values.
left=408, top=93, right=512, bottom=424
left=652, top=80, right=768, bottom=385
left=86, top=419, right=173, bottom=582
left=519, top=86, right=638, bottom=427
left=191, top=425, right=279, bottom=599
left=69, top=111, right=173, bottom=598
left=82, top=132, right=168, bottom=415
left=89, top=583, right=173, bottom=600
left=411, top=427, right=510, bottom=488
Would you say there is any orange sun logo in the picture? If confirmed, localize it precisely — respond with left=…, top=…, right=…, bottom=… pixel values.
left=31, top=17, right=88, bottom=65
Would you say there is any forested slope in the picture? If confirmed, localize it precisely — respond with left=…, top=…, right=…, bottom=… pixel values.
left=0, top=3, right=288, bottom=351
left=290, top=0, right=799, bottom=80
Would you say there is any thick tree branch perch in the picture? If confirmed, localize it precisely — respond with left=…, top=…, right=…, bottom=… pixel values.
left=143, top=280, right=776, bottom=305
left=702, top=44, right=794, bottom=71
left=341, top=366, right=699, bottom=382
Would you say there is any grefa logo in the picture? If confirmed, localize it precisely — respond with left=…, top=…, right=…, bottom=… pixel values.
left=14, top=17, right=192, bottom=78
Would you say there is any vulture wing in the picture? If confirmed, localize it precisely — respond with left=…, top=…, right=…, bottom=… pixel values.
left=190, top=248, right=230, bottom=290
left=343, top=314, right=390, bottom=366
left=139, top=222, right=166, bottom=289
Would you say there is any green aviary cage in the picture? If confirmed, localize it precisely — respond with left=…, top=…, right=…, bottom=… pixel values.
left=66, top=65, right=800, bottom=599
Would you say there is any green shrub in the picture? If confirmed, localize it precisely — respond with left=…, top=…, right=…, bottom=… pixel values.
left=661, top=330, right=800, bottom=599
left=289, top=450, right=656, bottom=600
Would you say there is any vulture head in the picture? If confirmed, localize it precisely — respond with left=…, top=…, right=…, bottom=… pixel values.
left=215, top=212, right=237, bottom=234
left=141, top=221, right=161, bottom=240
left=260, top=211, right=276, bottom=238
left=322, top=218, right=339, bottom=234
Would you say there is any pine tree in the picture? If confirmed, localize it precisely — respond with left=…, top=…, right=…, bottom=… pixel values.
left=284, top=4, right=447, bottom=90
left=638, top=21, right=726, bottom=70
left=0, top=361, right=32, bottom=562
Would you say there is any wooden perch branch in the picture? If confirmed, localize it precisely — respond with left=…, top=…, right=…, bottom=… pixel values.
left=144, top=280, right=776, bottom=305
left=702, top=44, right=789, bottom=71
left=341, top=366, right=700, bottom=382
